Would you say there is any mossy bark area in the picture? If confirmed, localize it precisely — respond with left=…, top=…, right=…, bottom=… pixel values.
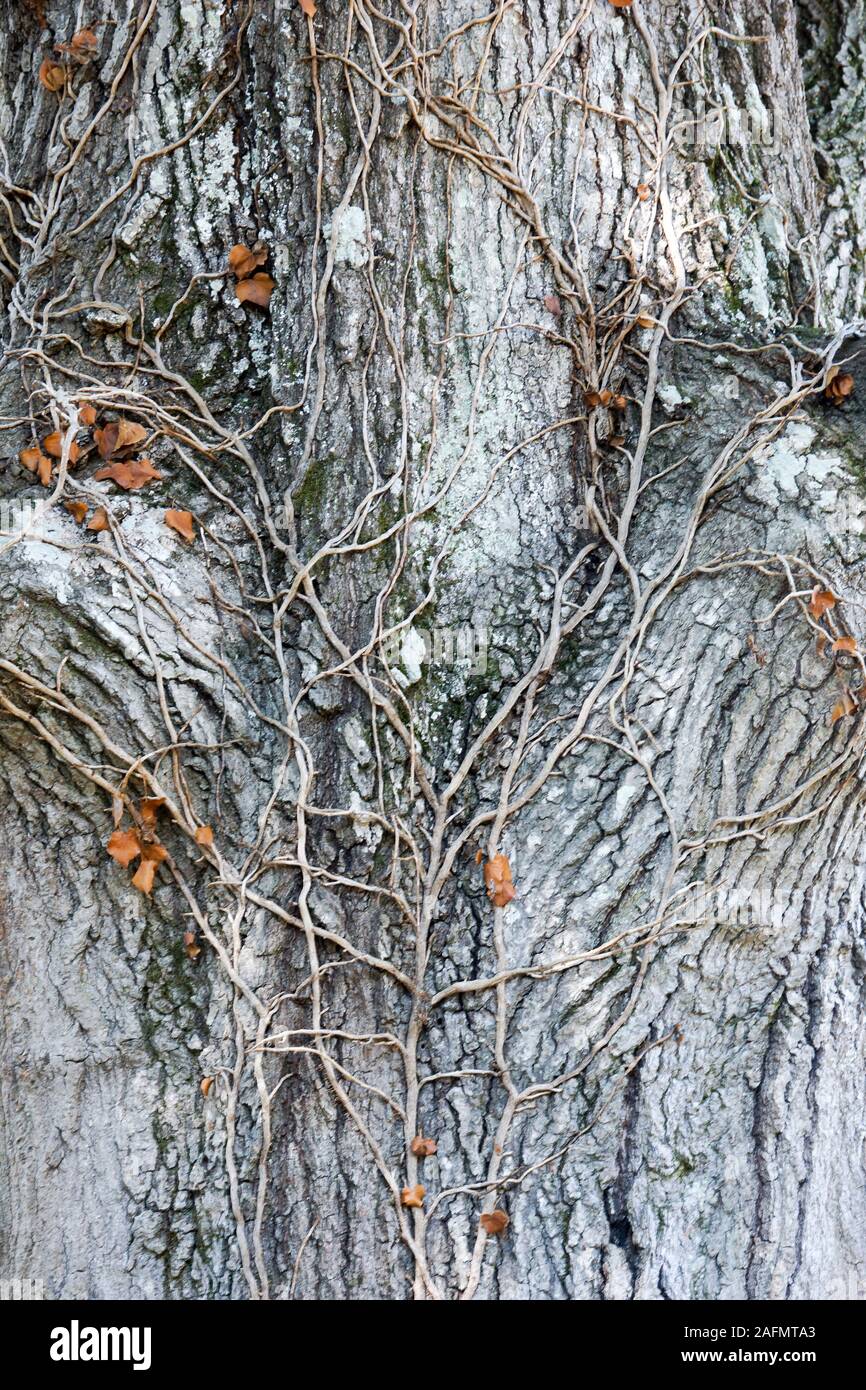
left=1, top=2, right=866, bottom=1300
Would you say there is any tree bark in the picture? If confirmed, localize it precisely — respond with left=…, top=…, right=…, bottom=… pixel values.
left=1, top=0, right=865, bottom=1301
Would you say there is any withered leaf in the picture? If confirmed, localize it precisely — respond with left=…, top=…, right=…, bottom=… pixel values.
left=236, top=274, right=275, bottom=309
left=64, top=500, right=88, bottom=524
left=299, top=0, right=317, bottom=15
left=107, top=828, right=142, bottom=867
left=87, top=506, right=110, bottom=532
left=19, top=447, right=45, bottom=473
left=543, top=293, right=561, bottom=317
left=165, top=509, right=196, bottom=542
left=94, top=419, right=148, bottom=459
left=228, top=243, right=268, bottom=279
left=139, top=796, right=165, bottom=830
left=484, top=854, right=516, bottom=909
left=831, top=692, right=857, bottom=725
left=200, top=1076, right=214, bottom=1098
left=195, top=824, right=214, bottom=847
left=43, top=432, right=80, bottom=463
left=480, top=1209, right=509, bottom=1236
left=808, top=588, right=837, bottom=620
left=38, top=60, right=66, bottom=92
left=635, top=312, right=654, bottom=328
left=94, top=458, right=163, bottom=491
left=410, top=1136, right=437, bottom=1158
left=131, top=842, right=168, bottom=895
left=57, top=28, right=98, bottom=61
left=637, top=183, right=650, bottom=201
left=401, top=1184, right=425, bottom=1209
left=37, top=455, right=53, bottom=487
left=184, top=930, right=201, bottom=961
left=832, top=635, right=858, bottom=655
left=78, top=403, right=98, bottom=426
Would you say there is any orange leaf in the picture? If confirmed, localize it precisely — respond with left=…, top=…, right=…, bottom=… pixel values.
left=78, top=403, right=98, bottom=427
left=94, top=419, right=147, bottom=459
left=37, top=455, right=53, bottom=487
left=808, top=588, right=837, bottom=619
left=831, top=692, right=857, bottom=725
left=299, top=0, right=317, bottom=14
left=57, top=28, right=98, bottom=60
left=86, top=506, right=110, bottom=532
left=195, top=825, right=214, bottom=847
left=236, top=274, right=275, bottom=309
left=832, top=636, right=857, bottom=655
left=19, top=447, right=45, bottom=473
left=636, top=183, right=650, bottom=201
left=480, top=1210, right=509, bottom=1236
left=410, top=1136, right=437, bottom=1158
left=139, top=796, right=165, bottom=830
left=635, top=312, right=654, bottom=328
left=200, top=1076, right=214, bottom=1098
left=38, top=60, right=66, bottom=92
left=228, top=243, right=268, bottom=279
left=401, top=1184, right=425, bottom=1209
left=184, top=930, right=201, bottom=961
left=165, top=509, right=196, bottom=542
left=484, top=854, right=516, bottom=909
left=131, top=842, right=168, bottom=895
left=94, top=458, right=163, bottom=491
left=64, top=500, right=88, bottom=524
left=107, top=828, right=142, bottom=867
left=608, top=0, right=633, bottom=6
left=43, top=432, right=80, bottom=463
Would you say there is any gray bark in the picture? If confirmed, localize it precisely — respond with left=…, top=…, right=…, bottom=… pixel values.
left=1, top=0, right=865, bottom=1300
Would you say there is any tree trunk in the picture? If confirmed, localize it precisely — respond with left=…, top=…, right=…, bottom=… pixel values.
left=1, top=0, right=865, bottom=1301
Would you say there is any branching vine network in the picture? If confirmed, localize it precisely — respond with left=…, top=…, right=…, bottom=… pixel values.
left=1, top=1, right=863, bottom=1299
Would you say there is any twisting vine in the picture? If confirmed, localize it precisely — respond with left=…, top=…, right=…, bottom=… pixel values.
left=1, top=0, right=863, bottom=1299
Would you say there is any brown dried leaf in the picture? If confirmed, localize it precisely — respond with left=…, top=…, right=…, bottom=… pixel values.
left=140, top=797, right=165, bottom=830
left=86, top=506, right=110, bottom=532
left=43, top=432, right=80, bottom=463
left=165, top=509, right=195, bottom=542
left=410, top=1136, right=437, bottom=1158
left=78, top=403, right=98, bottom=427
left=57, top=28, right=98, bottom=61
left=64, top=500, right=88, bottom=524
left=200, top=1076, right=214, bottom=1098
left=832, top=635, right=858, bottom=655
left=195, top=824, right=214, bottom=847
left=131, top=842, right=168, bottom=895
left=107, top=828, right=142, bottom=867
left=808, top=588, right=837, bottom=620
left=831, top=692, right=857, bottom=725
left=236, top=274, right=275, bottom=309
left=401, top=1184, right=425, bottom=1209
left=38, top=60, right=66, bottom=92
left=299, top=0, right=317, bottom=14
left=543, top=293, right=561, bottom=317
left=228, top=243, right=268, bottom=279
left=94, top=419, right=147, bottom=459
left=37, top=455, right=53, bottom=487
left=636, top=183, right=650, bottom=201
left=94, top=458, right=163, bottom=491
left=184, top=930, right=201, bottom=961
left=635, top=312, right=654, bottom=328
left=484, top=853, right=516, bottom=909
left=19, top=447, right=44, bottom=473
left=480, top=1209, right=509, bottom=1236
